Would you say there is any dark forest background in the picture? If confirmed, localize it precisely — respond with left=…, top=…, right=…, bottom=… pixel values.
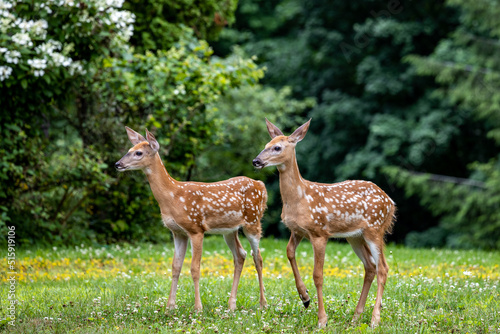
left=2, top=0, right=500, bottom=249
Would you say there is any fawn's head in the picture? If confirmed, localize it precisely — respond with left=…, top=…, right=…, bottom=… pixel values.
left=252, top=118, right=311, bottom=169
left=115, top=127, right=160, bottom=172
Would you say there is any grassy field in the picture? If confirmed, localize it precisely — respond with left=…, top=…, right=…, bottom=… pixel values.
left=1, top=236, right=499, bottom=333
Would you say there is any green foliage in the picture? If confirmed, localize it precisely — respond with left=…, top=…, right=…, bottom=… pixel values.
left=0, top=0, right=132, bottom=114
left=124, top=0, right=238, bottom=52
left=405, top=226, right=448, bottom=249
left=194, top=85, right=314, bottom=181
left=0, top=0, right=265, bottom=246
left=388, top=0, right=500, bottom=249
left=98, top=33, right=264, bottom=177
left=0, top=0, right=134, bottom=244
left=215, top=0, right=473, bottom=241
left=384, top=164, right=500, bottom=249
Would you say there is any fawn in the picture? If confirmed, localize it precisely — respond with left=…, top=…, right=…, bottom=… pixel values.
left=253, top=119, right=395, bottom=327
left=116, top=127, right=267, bottom=311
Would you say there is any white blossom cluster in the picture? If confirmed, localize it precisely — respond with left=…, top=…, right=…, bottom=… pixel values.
left=0, top=65, right=12, bottom=81
left=0, top=0, right=135, bottom=82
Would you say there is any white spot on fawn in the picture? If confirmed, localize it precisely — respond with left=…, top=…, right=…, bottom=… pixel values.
left=297, top=185, right=303, bottom=198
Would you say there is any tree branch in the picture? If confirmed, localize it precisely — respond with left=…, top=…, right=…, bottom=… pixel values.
left=410, top=171, right=486, bottom=189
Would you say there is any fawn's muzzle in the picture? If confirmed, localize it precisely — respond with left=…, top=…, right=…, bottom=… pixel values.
left=252, top=158, right=265, bottom=169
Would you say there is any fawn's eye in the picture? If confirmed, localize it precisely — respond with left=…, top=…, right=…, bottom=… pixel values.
left=135, top=151, right=143, bottom=156
left=273, top=146, right=282, bottom=152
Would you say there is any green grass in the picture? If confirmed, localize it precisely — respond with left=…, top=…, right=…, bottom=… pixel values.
left=1, top=236, right=499, bottom=333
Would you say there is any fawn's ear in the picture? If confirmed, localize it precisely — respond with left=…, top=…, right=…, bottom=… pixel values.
left=266, top=118, right=284, bottom=138
left=125, top=126, right=147, bottom=145
left=288, top=119, right=311, bottom=144
left=146, top=129, right=160, bottom=152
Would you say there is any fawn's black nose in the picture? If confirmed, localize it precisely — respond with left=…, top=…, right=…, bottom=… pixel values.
left=253, top=158, right=263, bottom=168
left=114, top=162, right=121, bottom=169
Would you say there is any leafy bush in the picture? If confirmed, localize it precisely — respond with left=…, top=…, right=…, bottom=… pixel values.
left=405, top=227, right=448, bottom=249
left=384, top=166, right=500, bottom=250
left=98, top=33, right=264, bottom=177
left=0, top=0, right=265, bottom=246
left=125, top=0, right=238, bottom=52
left=0, top=0, right=134, bottom=244
left=387, top=0, right=500, bottom=250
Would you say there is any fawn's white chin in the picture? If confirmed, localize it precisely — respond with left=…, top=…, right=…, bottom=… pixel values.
left=254, top=163, right=267, bottom=169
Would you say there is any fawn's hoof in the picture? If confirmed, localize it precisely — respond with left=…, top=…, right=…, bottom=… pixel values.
left=303, top=299, right=310, bottom=308
left=228, top=299, right=237, bottom=312
left=370, top=318, right=380, bottom=328
left=260, top=298, right=268, bottom=309
left=300, top=289, right=310, bottom=308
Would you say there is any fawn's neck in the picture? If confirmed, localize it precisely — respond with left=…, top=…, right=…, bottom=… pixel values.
left=143, top=153, right=179, bottom=211
left=278, top=149, right=306, bottom=204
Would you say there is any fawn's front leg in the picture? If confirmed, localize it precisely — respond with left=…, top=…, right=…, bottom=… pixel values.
left=286, top=232, right=310, bottom=307
left=167, top=233, right=188, bottom=309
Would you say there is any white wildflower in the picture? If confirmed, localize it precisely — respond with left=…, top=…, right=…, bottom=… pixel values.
left=31, top=19, right=48, bottom=38
left=15, top=18, right=34, bottom=32
left=0, top=65, right=12, bottom=81
left=35, top=40, right=62, bottom=55
left=39, top=2, right=53, bottom=14
left=4, top=50, right=20, bottom=64
left=0, top=10, right=15, bottom=23
left=106, top=0, right=124, bottom=7
left=0, top=1, right=13, bottom=10
left=109, top=9, right=134, bottom=28
left=63, top=0, right=76, bottom=7
left=51, top=52, right=72, bottom=67
left=27, top=58, right=47, bottom=70
left=12, top=32, right=33, bottom=47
